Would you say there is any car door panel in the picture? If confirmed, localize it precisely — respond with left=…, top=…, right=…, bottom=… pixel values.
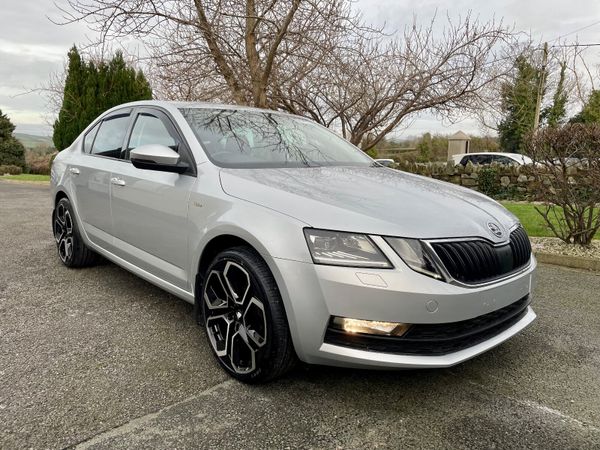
left=109, top=108, right=195, bottom=290
left=110, top=167, right=195, bottom=288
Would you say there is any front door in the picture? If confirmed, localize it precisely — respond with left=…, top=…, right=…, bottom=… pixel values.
left=109, top=108, right=196, bottom=290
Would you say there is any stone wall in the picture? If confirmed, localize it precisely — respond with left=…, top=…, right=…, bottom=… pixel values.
left=395, top=161, right=581, bottom=200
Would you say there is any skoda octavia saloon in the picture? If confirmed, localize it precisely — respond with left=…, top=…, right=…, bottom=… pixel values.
left=50, top=101, right=537, bottom=382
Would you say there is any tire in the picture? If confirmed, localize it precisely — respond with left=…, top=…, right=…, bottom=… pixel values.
left=52, top=197, right=99, bottom=268
left=201, top=246, right=296, bottom=383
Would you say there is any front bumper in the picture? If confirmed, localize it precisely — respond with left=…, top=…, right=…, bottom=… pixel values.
left=272, top=243, right=537, bottom=369
left=319, top=307, right=536, bottom=369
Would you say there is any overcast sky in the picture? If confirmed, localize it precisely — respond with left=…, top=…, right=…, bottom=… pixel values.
left=1, top=0, right=599, bottom=137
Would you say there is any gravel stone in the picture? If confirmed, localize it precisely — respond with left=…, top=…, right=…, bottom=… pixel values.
left=531, top=237, right=600, bottom=261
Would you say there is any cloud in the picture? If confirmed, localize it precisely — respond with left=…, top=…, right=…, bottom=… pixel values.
left=1, top=0, right=89, bottom=47
left=1, top=0, right=600, bottom=135
left=0, top=39, right=66, bottom=62
left=0, top=49, right=60, bottom=127
left=0, top=0, right=89, bottom=132
left=357, top=0, right=600, bottom=43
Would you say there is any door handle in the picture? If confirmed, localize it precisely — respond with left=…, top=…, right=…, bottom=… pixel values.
left=69, top=167, right=80, bottom=175
left=110, top=177, right=126, bottom=187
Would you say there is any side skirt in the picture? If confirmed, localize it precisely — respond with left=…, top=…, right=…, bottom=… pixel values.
left=87, top=240, right=195, bottom=304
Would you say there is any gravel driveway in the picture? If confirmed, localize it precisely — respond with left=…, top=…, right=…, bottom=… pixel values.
left=1, top=181, right=599, bottom=449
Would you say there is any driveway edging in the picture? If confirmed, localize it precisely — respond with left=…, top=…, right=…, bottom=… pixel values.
left=535, top=251, right=600, bottom=272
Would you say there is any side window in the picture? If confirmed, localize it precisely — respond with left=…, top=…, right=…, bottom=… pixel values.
left=459, top=156, right=469, bottom=165
left=128, top=114, right=177, bottom=150
left=91, top=115, right=130, bottom=158
left=477, top=155, right=493, bottom=165
left=496, top=156, right=514, bottom=165
left=83, top=123, right=100, bottom=154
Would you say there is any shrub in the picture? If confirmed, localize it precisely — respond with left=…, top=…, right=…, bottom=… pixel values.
left=523, top=124, right=600, bottom=246
left=0, top=165, right=23, bottom=175
left=365, top=148, right=378, bottom=158
left=25, top=152, right=54, bottom=175
left=477, top=166, right=499, bottom=196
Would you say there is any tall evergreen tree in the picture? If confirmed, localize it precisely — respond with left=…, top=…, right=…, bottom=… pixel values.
left=0, top=109, right=26, bottom=168
left=416, top=133, right=432, bottom=162
left=497, top=56, right=544, bottom=153
left=570, top=90, right=600, bottom=124
left=544, top=61, right=568, bottom=127
left=53, top=46, right=153, bottom=150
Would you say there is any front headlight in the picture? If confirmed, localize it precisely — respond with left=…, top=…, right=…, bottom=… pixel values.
left=304, top=229, right=392, bottom=268
left=384, top=237, right=443, bottom=280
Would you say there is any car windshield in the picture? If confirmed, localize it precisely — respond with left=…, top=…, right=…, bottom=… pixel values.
left=179, top=108, right=374, bottom=168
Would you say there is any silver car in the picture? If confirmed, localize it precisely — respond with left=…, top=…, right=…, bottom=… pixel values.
left=50, top=101, right=537, bottom=382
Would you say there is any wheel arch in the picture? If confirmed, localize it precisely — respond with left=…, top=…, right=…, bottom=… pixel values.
left=192, top=231, right=294, bottom=338
left=54, top=189, right=69, bottom=206
left=52, top=190, right=69, bottom=226
left=197, top=234, right=255, bottom=281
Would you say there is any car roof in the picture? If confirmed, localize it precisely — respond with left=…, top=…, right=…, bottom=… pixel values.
left=110, top=100, right=299, bottom=118
left=453, top=152, right=524, bottom=158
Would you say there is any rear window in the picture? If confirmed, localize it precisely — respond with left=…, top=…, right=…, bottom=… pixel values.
left=91, top=115, right=130, bottom=158
left=83, top=123, right=100, bottom=154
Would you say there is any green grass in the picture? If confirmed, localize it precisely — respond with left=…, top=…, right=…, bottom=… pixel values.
left=502, top=201, right=599, bottom=239
left=0, top=174, right=50, bottom=182
left=14, top=133, right=54, bottom=152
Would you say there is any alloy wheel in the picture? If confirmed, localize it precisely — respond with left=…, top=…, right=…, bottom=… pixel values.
left=203, top=260, right=268, bottom=374
left=54, top=202, right=74, bottom=263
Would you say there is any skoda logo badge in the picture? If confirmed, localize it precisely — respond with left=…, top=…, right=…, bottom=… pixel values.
left=487, top=222, right=503, bottom=238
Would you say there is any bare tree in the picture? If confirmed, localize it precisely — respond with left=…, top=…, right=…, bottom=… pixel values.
left=58, top=1, right=511, bottom=149
left=524, top=124, right=600, bottom=246
left=58, top=0, right=367, bottom=106
left=281, top=14, right=513, bottom=149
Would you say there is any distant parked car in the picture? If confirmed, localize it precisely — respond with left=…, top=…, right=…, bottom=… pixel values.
left=452, top=152, right=534, bottom=166
left=374, top=158, right=395, bottom=167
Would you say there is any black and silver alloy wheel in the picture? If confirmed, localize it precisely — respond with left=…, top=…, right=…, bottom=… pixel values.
left=201, top=247, right=296, bottom=382
left=52, top=197, right=99, bottom=268
left=54, top=201, right=74, bottom=263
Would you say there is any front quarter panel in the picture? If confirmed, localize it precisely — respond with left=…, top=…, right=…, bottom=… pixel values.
left=187, top=166, right=312, bottom=356
left=188, top=165, right=312, bottom=277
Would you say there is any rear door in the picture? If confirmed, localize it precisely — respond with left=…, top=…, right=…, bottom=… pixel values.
left=109, top=107, right=197, bottom=290
left=71, top=110, right=132, bottom=249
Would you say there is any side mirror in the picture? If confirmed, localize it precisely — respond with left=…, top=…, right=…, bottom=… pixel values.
left=130, top=144, right=189, bottom=174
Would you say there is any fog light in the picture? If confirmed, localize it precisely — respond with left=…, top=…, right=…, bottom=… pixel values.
left=332, top=316, right=411, bottom=337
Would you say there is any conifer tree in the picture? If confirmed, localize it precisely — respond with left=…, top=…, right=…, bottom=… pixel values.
left=0, top=109, right=26, bottom=168
left=544, top=61, right=568, bottom=127
left=53, top=46, right=153, bottom=150
left=498, top=56, right=544, bottom=153
left=571, top=90, right=600, bottom=124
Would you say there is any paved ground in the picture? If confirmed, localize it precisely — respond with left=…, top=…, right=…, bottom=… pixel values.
left=1, top=181, right=599, bottom=449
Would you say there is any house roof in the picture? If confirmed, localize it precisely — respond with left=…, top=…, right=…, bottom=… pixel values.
left=448, top=131, right=470, bottom=140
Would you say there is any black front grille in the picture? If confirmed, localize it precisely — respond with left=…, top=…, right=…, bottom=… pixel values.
left=431, top=227, right=532, bottom=284
left=324, top=295, right=530, bottom=356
